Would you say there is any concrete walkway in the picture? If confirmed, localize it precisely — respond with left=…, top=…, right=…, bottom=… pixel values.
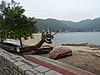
left=26, top=55, right=95, bottom=75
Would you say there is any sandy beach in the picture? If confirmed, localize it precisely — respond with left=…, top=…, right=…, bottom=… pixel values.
left=15, top=34, right=100, bottom=75
left=39, top=45, right=100, bottom=75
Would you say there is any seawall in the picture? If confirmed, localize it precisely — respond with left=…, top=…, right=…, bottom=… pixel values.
left=0, top=48, right=95, bottom=75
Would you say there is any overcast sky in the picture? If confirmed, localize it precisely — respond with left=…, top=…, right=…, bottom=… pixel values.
left=3, top=0, right=100, bottom=22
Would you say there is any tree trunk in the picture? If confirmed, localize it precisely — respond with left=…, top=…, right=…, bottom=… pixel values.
left=19, top=36, right=23, bottom=47
left=0, top=37, right=4, bottom=43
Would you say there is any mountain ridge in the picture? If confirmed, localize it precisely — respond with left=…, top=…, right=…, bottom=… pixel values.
left=35, top=17, right=100, bottom=32
left=35, top=18, right=76, bottom=32
left=61, top=17, right=100, bottom=32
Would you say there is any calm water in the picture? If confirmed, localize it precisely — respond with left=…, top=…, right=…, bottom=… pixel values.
left=53, top=32, right=100, bottom=45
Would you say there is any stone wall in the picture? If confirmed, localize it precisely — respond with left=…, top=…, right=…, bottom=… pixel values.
left=0, top=48, right=61, bottom=75
left=0, top=48, right=95, bottom=75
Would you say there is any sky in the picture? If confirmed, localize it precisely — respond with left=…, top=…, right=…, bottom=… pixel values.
left=2, top=0, right=100, bottom=22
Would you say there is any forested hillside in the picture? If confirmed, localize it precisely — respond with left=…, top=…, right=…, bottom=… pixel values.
left=35, top=18, right=77, bottom=32
left=61, top=17, right=100, bottom=32
left=35, top=17, right=100, bottom=32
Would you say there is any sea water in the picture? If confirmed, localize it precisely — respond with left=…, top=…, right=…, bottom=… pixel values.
left=53, top=32, right=100, bottom=45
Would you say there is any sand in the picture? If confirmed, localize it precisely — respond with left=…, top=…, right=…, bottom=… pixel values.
left=39, top=46, right=100, bottom=75
left=15, top=34, right=100, bottom=75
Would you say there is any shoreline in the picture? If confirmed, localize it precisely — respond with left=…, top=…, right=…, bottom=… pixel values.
left=61, top=43, right=100, bottom=48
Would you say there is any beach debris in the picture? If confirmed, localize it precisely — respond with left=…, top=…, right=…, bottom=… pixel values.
left=50, top=46, right=72, bottom=59
left=61, top=43, right=100, bottom=48
left=92, top=53, right=100, bottom=58
left=61, top=43, right=89, bottom=46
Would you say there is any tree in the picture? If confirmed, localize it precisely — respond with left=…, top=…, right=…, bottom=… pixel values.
left=0, top=0, right=37, bottom=46
left=0, top=14, right=8, bottom=42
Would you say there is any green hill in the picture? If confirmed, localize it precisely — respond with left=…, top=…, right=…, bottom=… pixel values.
left=61, top=17, right=100, bottom=32
left=35, top=18, right=77, bottom=32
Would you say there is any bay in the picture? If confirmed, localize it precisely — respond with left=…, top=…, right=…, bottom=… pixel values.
left=53, top=32, right=100, bottom=45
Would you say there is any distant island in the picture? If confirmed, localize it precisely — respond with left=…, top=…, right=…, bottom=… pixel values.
left=35, top=17, right=100, bottom=32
